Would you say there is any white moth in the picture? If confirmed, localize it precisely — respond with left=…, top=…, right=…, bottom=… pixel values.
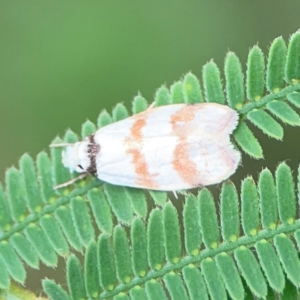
left=53, top=103, right=240, bottom=191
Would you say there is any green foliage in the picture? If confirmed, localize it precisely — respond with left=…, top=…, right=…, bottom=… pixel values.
left=1, top=31, right=300, bottom=299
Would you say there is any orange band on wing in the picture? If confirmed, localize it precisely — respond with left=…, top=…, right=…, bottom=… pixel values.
left=171, top=105, right=202, bottom=186
left=172, top=138, right=202, bottom=186
left=170, top=105, right=196, bottom=123
left=131, top=118, right=146, bottom=140
left=125, top=117, right=157, bottom=189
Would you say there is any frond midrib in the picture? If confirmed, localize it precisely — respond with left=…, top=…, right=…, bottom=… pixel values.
left=98, top=219, right=300, bottom=299
left=239, top=82, right=300, bottom=114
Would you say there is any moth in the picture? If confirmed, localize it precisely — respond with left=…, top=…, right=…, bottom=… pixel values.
left=53, top=103, right=240, bottom=191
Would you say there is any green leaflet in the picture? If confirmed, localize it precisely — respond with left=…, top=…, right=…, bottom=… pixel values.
left=84, top=241, right=99, bottom=298
left=155, top=86, right=171, bottom=106
left=255, top=240, right=285, bottom=293
left=64, top=128, right=78, bottom=144
left=220, top=181, right=240, bottom=242
left=246, top=45, right=265, bottom=101
left=201, top=258, right=227, bottom=300
left=132, top=94, right=148, bottom=114
left=198, top=189, right=220, bottom=249
left=170, top=81, right=186, bottom=104
left=233, top=121, right=263, bottom=159
left=202, top=60, right=225, bottom=104
left=0, top=241, right=26, bottom=283
left=54, top=205, right=82, bottom=252
left=9, top=233, right=39, bottom=269
left=258, top=169, right=278, bottom=230
left=36, top=151, right=56, bottom=202
left=113, top=225, right=133, bottom=283
left=224, top=52, right=245, bottom=109
left=247, top=109, right=283, bottom=140
left=98, top=233, right=117, bottom=291
left=163, top=202, right=181, bottom=263
left=183, top=194, right=202, bottom=256
left=67, top=255, right=86, bottom=300
left=81, top=120, right=97, bottom=138
left=148, top=190, right=167, bottom=206
left=294, top=230, right=300, bottom=255
left=241, top=177, right=259, bottom=237
left=112, top=103, right=129, bottom=121
left=267, top=100, right=300, bottom=126
left=51, top=134, right=75, bottom=194
left=87, top=188, right=113, bottom=234
left=164, top=272, right=189, bottom=300
left=266, top=36, right=287, bottom=92
left=145, top=280, right=168, bottom=300
left=215, top=253, right=244, bottom=299
left=147, top=209, right=165, bottom=270
left=285, top=31, right=300, bottom=84
left=183, top=72, right=203, bottom=103
left=0, top=183, right=11, bottom=230
left=19, top=154, right=43, bottom=213
left=274, top=234, right=300, bottom=287
left=234, top=246, right=268, bottom=298
left=131, top=218, right=148, bottom=277
left=0, top=260, right=10, bottom=289
left=125, top=187, right=148, bottom=219
left=88, top=187, right=113, bottom=234
left=287, top=91, right=300, bottom=108
left=276, top=163, right=296, bottom=224
left=39, top=214, right=69, bottom=256
left=97, top=109, right=113, bottom=128
left=114, top=293, right=130, bottom=300
left=182, top=265, right=208, bottom=300
left=24, top=224, right=58, bottom=267
left=71, top=196, right=95, bottom=247
left=104, top=184, right=133, bottom=225
left=42, top=279, right=71, bottom=300
left=130, top=286, right=147, bottom=300
left=5, top=168, right=27, bottom=222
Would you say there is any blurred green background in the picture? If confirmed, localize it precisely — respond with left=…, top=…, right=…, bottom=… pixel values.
left=1, top=0, right=300, bottom=294
left=1, top=1, right=300, bottom=184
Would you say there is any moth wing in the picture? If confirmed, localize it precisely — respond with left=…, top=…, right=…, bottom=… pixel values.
left=93, top=103, right=239, bottom=190
left=93, top=104, right=187, bottom=189
left=163, top=103, right=238, bottom=138
left=142, top=134, right=240, bottom=190
left=93, top=117, right=148, bottom=188
left=94, top=133, right=179, bottom=189
left=185, top=136, right=240, bottom=187
left=94, top=134, right=240, bottom=190
left=95, top=103, right=238, bottom=138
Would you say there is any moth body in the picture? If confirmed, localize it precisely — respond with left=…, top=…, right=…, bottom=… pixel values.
left=61, top=103, right=240, bottom=191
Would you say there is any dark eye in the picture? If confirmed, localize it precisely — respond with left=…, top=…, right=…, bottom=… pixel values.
left=78, top=164, right=83, bottom=170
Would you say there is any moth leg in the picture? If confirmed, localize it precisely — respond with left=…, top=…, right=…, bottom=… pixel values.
left=172, top=191, right=178, bottom=199
left=146, top=101, right=156, bottom=111
left=54, top=173, right=88, bottom=189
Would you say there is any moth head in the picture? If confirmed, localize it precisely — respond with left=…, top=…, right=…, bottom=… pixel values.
left=62, top=140, right=90, bottom=173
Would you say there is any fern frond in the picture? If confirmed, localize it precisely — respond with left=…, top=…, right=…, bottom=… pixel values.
left=40, top=162, right=300, bottom=299
left=1, top=30, right=300, bottom=298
